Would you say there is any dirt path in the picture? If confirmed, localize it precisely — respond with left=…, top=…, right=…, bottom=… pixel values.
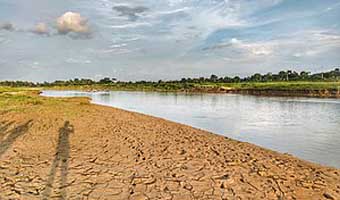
left=0, top=97, right=339, bottom=200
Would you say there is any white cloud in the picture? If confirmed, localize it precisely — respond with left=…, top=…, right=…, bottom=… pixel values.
left=32, top=23, right=49, bottom=35
left=233, top=39, right=274, bottom=56
left=207, top=38, right=274, bottom=57
left=66, top=58, right=92, bottom=64
left=324, top=1, right=340, bottom=12
left=285, top=30, right=340, bottom=58
left=57, top=12, right=90, bottom=34
left=31, top=61, right=42, bottom=70
left=1, top=0, right=340, bottom=81
left=230, top=38, right=241, bottom=45
left=108, top=22, right=152, bottom=29
left=204, top=28, right=340, bottom=65
left=154, top=7, right=191, bottom=15
left=110, top=43, right=127, bottom=48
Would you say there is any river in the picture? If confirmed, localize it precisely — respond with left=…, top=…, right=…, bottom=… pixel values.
left=41, top=90, right=340, bottom=168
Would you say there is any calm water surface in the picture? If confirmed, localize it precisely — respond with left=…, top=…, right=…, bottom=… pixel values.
left=42, top=91, right=340, bottom=168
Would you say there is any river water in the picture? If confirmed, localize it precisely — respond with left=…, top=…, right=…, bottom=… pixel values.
left=41, top=90, right=340, bottom=168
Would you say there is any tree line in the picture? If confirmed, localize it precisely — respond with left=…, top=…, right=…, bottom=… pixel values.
left=1, top=68, right=339, bottom=87
left=177, top=68, right=340, bottom=84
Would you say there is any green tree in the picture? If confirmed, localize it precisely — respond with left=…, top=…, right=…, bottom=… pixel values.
left=210, top=74, right=218, bottom=82
left=278, top=71, right=287, bottom=81
left=99, top=77, right=113, bottom=84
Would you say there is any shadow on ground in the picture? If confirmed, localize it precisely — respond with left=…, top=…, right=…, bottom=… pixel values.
left=42, top=121, right=74, bottom=200
left=0, top=121, right=14, bottom=141
left=0, top=120, right=33, bottom=158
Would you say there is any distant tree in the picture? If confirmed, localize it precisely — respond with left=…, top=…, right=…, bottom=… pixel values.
left=223, top=76, right=232, bottom=83
left=233, top=76, right=241, bottom=83
left=2, top=67, right=340, bottom=89
left=99, top=77, right=113, bottom=84
left=278, top=71, right=287, bottom=81
left=180, top=78, right=187, bottom=83
left=250, top=73, right=262, bottom=82
left=288, top=70, right=299, bottom=81
left=210, top=74, right=218, bottom=82
left=335, top=68, right=340, bottom=81
left=300, top=71, right=310, bottom=80
left=263, top=73, right=273, bottom=82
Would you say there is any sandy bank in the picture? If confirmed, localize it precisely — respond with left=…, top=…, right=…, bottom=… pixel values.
left=0, top=96, right=339, bottom=200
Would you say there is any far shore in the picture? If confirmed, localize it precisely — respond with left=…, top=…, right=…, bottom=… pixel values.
left=43, top=82, right=340, bottom=98
left=0, top=89, right=339, bottom=199
left=2, top=68, right=339, bottom=99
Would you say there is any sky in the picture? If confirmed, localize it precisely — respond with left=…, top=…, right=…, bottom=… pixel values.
left=0, top=0, right=340, bottom=82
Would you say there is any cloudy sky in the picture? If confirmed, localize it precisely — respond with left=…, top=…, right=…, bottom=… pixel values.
left=1, top=0, right=340, bottom=82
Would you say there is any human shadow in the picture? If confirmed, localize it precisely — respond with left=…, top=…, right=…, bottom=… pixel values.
left=0, top=121, right=14, bottom=132
left=42, top=121, right=74, bottom=200
left=0, top=120, right=32, bottom=158
left=0, top=121, right=14, bottom=141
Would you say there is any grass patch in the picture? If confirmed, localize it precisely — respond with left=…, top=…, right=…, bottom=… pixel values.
left=0, top=86, right=40, bottom=93
left=0, top=86, right=92, bottom=117
left=0, top=94, right=43, bottom=112
left=43, top=82, right=340, bottom=92
left=200, top=82, right=340, bottom=91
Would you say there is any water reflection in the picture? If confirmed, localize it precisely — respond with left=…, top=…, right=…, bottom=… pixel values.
left=42, top=91, right=340, bottom=168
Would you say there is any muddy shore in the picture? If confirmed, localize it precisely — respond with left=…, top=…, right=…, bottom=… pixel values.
left=188, top=87, right=340, bottom=98
left=0, top=96, right=339, bottom=199
left=224, top=89, right=340, bottom=98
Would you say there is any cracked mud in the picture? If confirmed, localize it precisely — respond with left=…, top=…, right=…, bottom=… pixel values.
left=0, top=97, right=339, bottom=200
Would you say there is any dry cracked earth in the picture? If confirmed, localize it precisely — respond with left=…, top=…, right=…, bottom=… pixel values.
left=0, top=97, right=340, bottom=200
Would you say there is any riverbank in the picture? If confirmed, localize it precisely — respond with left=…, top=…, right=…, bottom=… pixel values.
left=0, top=91, right=340, bottom=199
left=44, top=81, right=340, bottom=98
